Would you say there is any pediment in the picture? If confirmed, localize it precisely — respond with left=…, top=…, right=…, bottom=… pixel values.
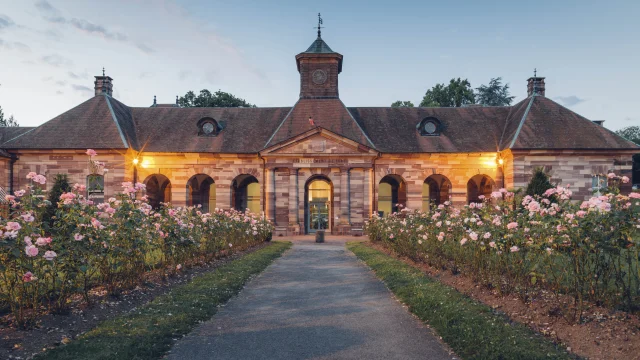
left=261, top=128, right=376, bottom=156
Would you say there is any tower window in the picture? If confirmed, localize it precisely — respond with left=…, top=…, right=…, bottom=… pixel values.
left=417, top=117, right=441, bottom=136
left=197, top=117, right=220, bottom=136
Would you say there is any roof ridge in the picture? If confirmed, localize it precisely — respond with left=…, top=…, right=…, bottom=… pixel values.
left=104, top=96, right=129, bottom=149
left=498, top=98, right=526, bottom=150
left=508, top=96, right=536, bottom=149
left=339, top=99, right=376, bottom=148
left=264, top=100, right=299, bottom=148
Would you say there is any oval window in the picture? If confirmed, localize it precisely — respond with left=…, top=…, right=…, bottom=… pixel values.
left=423, top=121, right=437, bottom=134
left=202, top=122, right=215, bottom=135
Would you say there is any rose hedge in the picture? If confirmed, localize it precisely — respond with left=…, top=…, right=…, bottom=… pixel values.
left=366, top=182, right=640, bottom=320
left=0, top=151, right=273, bottom=328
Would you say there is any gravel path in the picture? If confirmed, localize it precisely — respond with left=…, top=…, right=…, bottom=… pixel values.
left=166, top=241, right=455, bottom=360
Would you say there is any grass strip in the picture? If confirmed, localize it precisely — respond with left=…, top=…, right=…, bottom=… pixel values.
left=347, top=242, right=576, bottom=360
left=36, top=241, right=291, bottom=360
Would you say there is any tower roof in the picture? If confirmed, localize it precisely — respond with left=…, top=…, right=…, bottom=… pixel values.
left=304, top=37, right=336, bottom=54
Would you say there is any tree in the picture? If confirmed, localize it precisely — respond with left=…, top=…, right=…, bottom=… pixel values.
left=476, top=77, right=515, bottom=106
left=0, top=105, right=19, bottom=127
left=615, top=126, right=640, bottom=145
left=419, top=78, right=475, bottom=107
left=525, top=167, right=554, bottom=197
left=44, top=174, right=71, bottom=227
left=178, top=90, right=255, bottom=108
left=391, top=101, right=414, bottom=108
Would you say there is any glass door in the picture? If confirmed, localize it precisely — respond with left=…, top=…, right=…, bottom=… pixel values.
left=306, top=179, right=331, bottom=233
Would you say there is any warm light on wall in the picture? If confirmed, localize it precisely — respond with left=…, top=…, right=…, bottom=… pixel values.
left=132, top=158, right=139, bottom=165
left=498, top=158, right=504, bottom=165
left=141, top=159, right=152, bottom=168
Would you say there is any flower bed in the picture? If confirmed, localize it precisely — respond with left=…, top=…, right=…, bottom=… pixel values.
left=0, top=150, right=273, bottom=328
left=366, top=181, right=640, bottom=320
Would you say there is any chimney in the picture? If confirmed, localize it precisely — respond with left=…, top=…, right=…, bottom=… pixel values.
left=527, top=76, right=545, bottom=97
left=94, top=68, right=113, bottom=97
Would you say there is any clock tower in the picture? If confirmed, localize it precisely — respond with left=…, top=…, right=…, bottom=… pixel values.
left=296, top=23, right=343, bottom=99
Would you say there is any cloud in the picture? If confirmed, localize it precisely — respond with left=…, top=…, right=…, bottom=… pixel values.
left=0, top=14, right=15, bottom=31
left=68, top=18, right=127, bottom=41
left=55, top=90, right=64, bottom=95
left=68, top=71, right=88, bottom=79
left=41, top=54, right=73, bottom=67
left=0, top=38, right=30, bottom=52
left=554, top=95, right=585, bottom=107
left=71, top=84, right=93, bottom=95
left=35, top=0, right=57, bottom=13
left=135, top=42, right=154, bottom=54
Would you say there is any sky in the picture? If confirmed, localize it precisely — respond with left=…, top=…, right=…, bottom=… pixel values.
left=0, top=0, right=638, bottom=130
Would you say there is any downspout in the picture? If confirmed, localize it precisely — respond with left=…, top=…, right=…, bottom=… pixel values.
left=259, top=153, right=266, bottom=218
left=9, top=153, right=17, bottom=195
left=372, top=152, right=381, bottom=216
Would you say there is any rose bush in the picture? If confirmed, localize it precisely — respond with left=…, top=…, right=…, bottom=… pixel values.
left=366, top=179, right=640, bottom=321
left=0, top=150, right=273, bottom=328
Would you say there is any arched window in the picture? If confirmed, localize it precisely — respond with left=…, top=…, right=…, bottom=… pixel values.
left=378, top=174, right=407, bottom=216
left=144, top=174, right=172, bottom=209
left=467, top=174, right=495, bottom=204
left=417, top=117, right=442, bottom=136
left=422, top=174, right=451, bottom=211
left=187, top=174, right=215, bottom=213
left=304, top=176, right=332, bottom=234
left=197, top=117, right=221, bottom=137
left=87, top=174, right=104, bottom=204
left=231, top=174, right=260, bottom=214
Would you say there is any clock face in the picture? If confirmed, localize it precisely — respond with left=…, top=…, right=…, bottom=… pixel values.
left=202, top=122, right=215, bottom=134
left=312, top=69, right=328, bottom=85
left=423, top=121, right=437, bottom=134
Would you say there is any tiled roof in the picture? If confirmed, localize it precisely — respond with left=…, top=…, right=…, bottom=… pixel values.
left=500, top=95, right=638, bottom=150
left=348, top=106, right=511, bottom=153
left=132, top=106, right=291, bottom=153
left=2, top=94, right=636, bottom=153
left=1, top=95, right=132, bottom=149
left=304, top=37, right=336, bottom=54
left=266, top=99, right=373, bottom=148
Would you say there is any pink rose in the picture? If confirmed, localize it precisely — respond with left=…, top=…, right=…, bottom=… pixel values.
left=23, top=271, right=34, bottom=283
left=489, top=241, right=496, bottom=248
left=176, top=264, right=182, bottom=270
left=43, top=250, right=57, bottom=261
left=26, top=172, right=37, bottom=179
left=460, top=238, right=468, bottom=246
left=25, top=245, right=39, bottom=257
left=507, top=222, right=518, bottom=230
left=36, top=237, right=51, bottom=246
left=607, top=172, right=616, bottom=179
left=86, top=149, right=97, bottom=157
left=621, top=176, right=630, bottom=184
left=74, top=233, right=84, bottom=241
left=6, top=222, right=21, bottom=231
left=14, top=190, right=25, bottom=197
left=24, top=236, right=32, bottom=246
left=629, top=192, right=640, bottom=199
left=510, top=246, right=520, bottom=253
left=33, top=174, right=47, bottom=185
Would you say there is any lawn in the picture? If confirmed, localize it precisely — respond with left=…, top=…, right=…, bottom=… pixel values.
left=348, top=242, right=577, bottom=360
left=34, top=241, right=291, bottom=360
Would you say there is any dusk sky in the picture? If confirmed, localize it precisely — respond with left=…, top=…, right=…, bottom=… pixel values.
left=0, top=0, right=638, bottom=130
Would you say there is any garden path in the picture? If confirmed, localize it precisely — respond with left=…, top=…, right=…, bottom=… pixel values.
left=166, top=237, right=455, bottom=360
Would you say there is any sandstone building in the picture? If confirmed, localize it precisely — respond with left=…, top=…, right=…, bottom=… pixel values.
left=0, top=32, right=638, bottom=236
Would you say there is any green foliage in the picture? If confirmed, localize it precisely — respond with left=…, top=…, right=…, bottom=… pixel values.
left=35, top=242, right=291, bottom=360
left=348, top=243, right=573, bottom=360
left=44, top=174, right=71, bottom=226
left=476, top=77, right=515, bottom=106
left=178, top=89, right=255, bottom=108
left=525, top=167, right=553, bottom=197
left=615, top=126, right=640, bottom=145
left=420, top=78, right=475, bottom=107
left=391, top=100, right=414, bottom=108
left=0, top=105, right=19, bottom=127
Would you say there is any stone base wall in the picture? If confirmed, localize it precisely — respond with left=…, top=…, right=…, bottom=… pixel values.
left=511, top=150, right=637, bottom=200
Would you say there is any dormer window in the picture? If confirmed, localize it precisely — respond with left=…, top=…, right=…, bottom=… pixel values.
left=198, top=117, right=220, bottom=136
left=418, top=117, right=441, bottom=136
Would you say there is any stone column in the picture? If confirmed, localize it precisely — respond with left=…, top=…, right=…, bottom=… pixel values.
left=364, top=167, right=372, bottom=218
left=288, top=168, right=299, bottom=235
left=340, top=168, right=350, bottom=224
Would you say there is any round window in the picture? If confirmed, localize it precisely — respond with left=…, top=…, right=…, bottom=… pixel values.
left=423, top=121, right=437, bottom=134
left=202, top=122, right=215, bottom=135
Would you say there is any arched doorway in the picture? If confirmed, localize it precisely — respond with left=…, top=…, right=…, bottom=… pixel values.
left=231, top=174, right=260, bottom=214
left=144, top=174, right=172, bottom=209
left=378, top=174, right=407, bottom=216
left=467, top=174, right=495, bottom=204
left=187, top=174, right=215, bottom=213
left=423, top=174, right=451, bottom=211
left=304, top=176, right=332, bottom=234
left=633, top=153, right=640, bottom=188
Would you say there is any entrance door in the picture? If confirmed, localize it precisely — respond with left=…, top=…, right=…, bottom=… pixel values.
left=306, top=178, right=331, bottom=233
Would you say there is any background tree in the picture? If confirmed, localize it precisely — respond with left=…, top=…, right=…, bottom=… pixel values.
left=525, top=167, right=554, bottom=197
left=476, top=77, right=515, bottom=106
left=420, top=78, right=475, bottom=107
left=44, top=174, right=71, bottom=227
left=615, top=126, right=640, bottom=145
left=391, top=100, right=415, bottom=108
left=0, top=105, right=19, bottom=127
left=178, top=90, right=255, bottom=108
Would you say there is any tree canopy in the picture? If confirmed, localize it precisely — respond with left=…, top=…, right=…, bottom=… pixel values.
left=475, top=77, right=515, bottom=106
left=615, top=126, right=640, bottom=145
left=0, top=105, right=19, bottom=127
left=420, top=78, right=475, bottom=107
left=178, top=90, right=255, bottom=108
left=391, top=101, right=415, bottom=108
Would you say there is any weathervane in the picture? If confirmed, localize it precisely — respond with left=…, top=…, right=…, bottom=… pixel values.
left=102, top=67, right=105, bottom=77
left=315, top=13, right=324, bottom=38
left=534, top=68, right=537, bottom=77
